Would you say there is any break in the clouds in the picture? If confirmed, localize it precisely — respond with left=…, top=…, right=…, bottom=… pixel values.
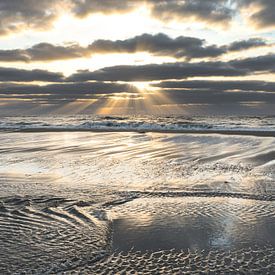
left=0, top=34, right=269, bottom=62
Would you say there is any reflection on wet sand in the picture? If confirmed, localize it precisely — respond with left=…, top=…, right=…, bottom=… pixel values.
left=109, top=197, right=275, bottom=252
left=0, top=131, right=274, bottom=273
left=0, top=131, right=275, bottom=197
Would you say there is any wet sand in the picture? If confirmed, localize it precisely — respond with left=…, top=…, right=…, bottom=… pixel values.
left=0, top=131, right=274, bottom=273
left=5, top=127, right=275, bottom=137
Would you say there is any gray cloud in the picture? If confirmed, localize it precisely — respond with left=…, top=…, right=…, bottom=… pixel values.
left=150, top=0, right=275, bottom=29
left=89, top=33, right=226, bottom=59
left=230, top=53, right=275, bottom=72
left=67, top=53, right=275, bottom=82
left=0, top=43, right=88, bottom=62
left=0, top=0, right=65, bottom=35
left=72, top=0, right=136, bottom=17
left=0, top=67, right=64, bottom=82
left=0, top=53, right=274, bottom=84
left=0, top=82, right=137, bottom=96
left=0, top=82, right=141, bottom=115
left=227, top=38, right=267, bottom=51
left=73, top=0, right=234, bottom=26
left=238, top=0, right=275, bottom=28
left=1, top=80, right=275, bottom=111
left=0, top=82, right=138, bottom=105
left=66, top=62, right=247, bottom=82
left=0, top=33, right=269, bottom=63
left=2, top=34, right=222, bottom=62
left=149, top=0, right=234, bottom=26
left=154, top=80, right=275, bottom=93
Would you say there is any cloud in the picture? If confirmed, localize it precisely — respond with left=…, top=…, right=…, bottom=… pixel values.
left=0, top=81, right=136, bottom=95
left=72, top=0, right=235, bottom=26
left=0, top=81, right=138, bottom=103
left=89, top=33, right=226, bottom=59
left=1, top=80, right=275, bottom=112
left=238, top=0, right=275, bottom=28
left=0, top=34, right=222, bottom=62
left=230, top=53, right=275, bottom=72
left=0, top=33, right=269, bottom=63
left=0, top=67, right=64, bottom=82
left=0, top=53, right=273, bottom=84
left=0, top=0, right=67, bottom=35
left=227, top=38, right=267, bottom=51
left=149, top=0, right=234, bottom=26
left=0, top=43, right=89, bottom=62
left=67, top=53, right=275, bottom=82
left=155, top=89, right=275, bottom=105
left=72, top=0, right=137, bottom=17
left=0, top=0, right=274, bottom=37
left=66, top=62, right=247, bottom=82
left=154, top=80, right=275, bottom=93
left=62, top=0, right=275, bottom=31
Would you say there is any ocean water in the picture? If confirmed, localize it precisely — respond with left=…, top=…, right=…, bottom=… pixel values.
left=0, top=115, right=274, bottom=273
left=1, top=114, right=275, bottom=133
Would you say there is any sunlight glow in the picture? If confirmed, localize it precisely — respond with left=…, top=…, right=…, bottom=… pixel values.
left=131, top=82, right=152, bottom=92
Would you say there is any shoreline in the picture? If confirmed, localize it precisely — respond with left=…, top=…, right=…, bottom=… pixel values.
left=1, top=127, right=275, bottom=137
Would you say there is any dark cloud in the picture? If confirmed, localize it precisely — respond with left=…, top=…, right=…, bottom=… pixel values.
left=230, top=53, right=275, bottom=72
left=154, top=80, right=275, bottom=93
left=1, top=80, right=275, bottom=113
left=156, top=89, right=275, bottom=105
left=73, top=0, right=275, bottom=30
left=238, top=0, right=275, bottom=28
left=67, top=53, right=275, bottom=82
left=0, top=0, right=65, bottom=35
left=148, top=0, right=275, bottom=29
left=2, top=34, right=223, bottom=62
left=0, top=43, right=88, bottom=62
left=0, top=82, right=136, bottom=95
left=72, top=0, right=235, bottom=26
left=66, top=62, right=247, bottom=82
left=72, top=0, right=136, bottom=17
left=0, top=53, right=274, bottom=84
left=89, top=33, right=226, bottom=59
left=149, top=0, right=234, bottom=26
left=0, top=82, right=138, bottom=104
left=0, top=33, right=269, bottom=63
left=227, top=38, right=267, bottom=52
left=0, top=67, right=64, bottom=82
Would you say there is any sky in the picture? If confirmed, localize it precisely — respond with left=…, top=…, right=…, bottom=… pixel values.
left=0, top=0, right=275, bottom=116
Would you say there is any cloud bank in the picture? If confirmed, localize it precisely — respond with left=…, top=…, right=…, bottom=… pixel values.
left=0, top=34, right=269, bottom=62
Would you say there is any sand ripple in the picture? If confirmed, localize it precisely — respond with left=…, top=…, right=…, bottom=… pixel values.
left=0, top=195, right=274, bottom=274
left=0, top=197, right=110, bottom=274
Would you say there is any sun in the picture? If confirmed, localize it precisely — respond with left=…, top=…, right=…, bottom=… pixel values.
left=131, top=81, right=151, bottom=92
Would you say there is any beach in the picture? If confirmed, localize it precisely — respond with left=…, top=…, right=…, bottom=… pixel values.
left=0, top=128, right=274, bottom=273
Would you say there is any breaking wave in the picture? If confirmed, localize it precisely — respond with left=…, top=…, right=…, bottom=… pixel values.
left=0, top=115, right=275, bottom=136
